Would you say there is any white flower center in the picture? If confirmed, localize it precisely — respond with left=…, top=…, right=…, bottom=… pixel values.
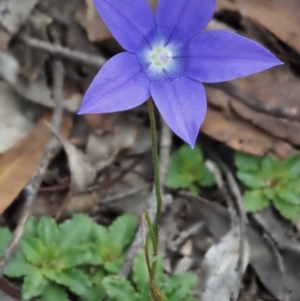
left=150, top=47, right=173, bottom=67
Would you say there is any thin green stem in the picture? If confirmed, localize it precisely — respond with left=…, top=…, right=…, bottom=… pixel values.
left=145, top=211, right=157, bottom=254
left=144, top=236, right=165, bottom=301
left=147, top=99, right=163, bottom=248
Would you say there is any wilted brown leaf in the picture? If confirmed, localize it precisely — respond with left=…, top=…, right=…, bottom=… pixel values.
left=215, top=0, right=238, bottom=13
left=0, top=112, right=72, bottom=214
left=230, top=65, right=300, bottom=119
left=201, top=107, right=296, bottom=158
left=237, top=0, right=300, bottom=54
left=206, top=86, right=300, bottom=146
left=85, top=0, right=111, bottom=42
left=57, top=136, right=97, bottom=193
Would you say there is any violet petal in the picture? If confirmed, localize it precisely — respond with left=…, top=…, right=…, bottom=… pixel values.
left=150, top=77, right=207, bottom=147
left=183, top=30, right=283, bottom=83
left=156, top=0, right=216, bottom=44
left=78, top=52, right=150, bottom=114
left=93, top=0, right=156, bottom=52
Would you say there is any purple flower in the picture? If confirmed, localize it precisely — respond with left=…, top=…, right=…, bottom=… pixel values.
left=78, top=0, right=282, bottom=147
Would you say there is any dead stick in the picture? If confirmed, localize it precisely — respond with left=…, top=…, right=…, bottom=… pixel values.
left=0, top=61, right=64, bottom=276
left=20, top=35, right=105, bottom=68
left=219, top=160, right=248, bottom=301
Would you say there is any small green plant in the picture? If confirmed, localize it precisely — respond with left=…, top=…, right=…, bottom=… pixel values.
left=166, top=145, right=215, bottom=194
left=1, top=214, right=137, bottom=301
left=103, top=250, right=200, bottom=301
left=235, top=152, right=300, bottom=222
left=0, top=214, right=200, bottom=301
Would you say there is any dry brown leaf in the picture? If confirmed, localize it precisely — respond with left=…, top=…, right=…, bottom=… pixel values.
left=53, top=133, right=97, bottom=193
left=237, top=0, right=300, bottom=54
left=86, top=113, right=151, bottom=169
left=85, top=0, right=111, bottom=42
left=207, top=86, right=300, bottom=146
left=43, top=124, right=98, bottom=217
left=231, top=65, right=300, bottom=119
left=216, top=0, right=238, bottom=13
left=201, top=107, right=296, bottom=158
left=0, top=112, right=72, bottom=214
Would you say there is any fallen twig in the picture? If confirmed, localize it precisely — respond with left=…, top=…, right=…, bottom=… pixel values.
left=97, top=183, right=151, bottom=205
left=119, top=118, right=172, bottom=278
left=0, top=61, right=65, bottom=276
left=218, top=160, right=248, bottom=301
left=20, top=35, right=105, bottom=68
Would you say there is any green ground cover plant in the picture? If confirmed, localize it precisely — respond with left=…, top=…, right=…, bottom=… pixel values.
left=235, top=152, right=300, bottom=222
left=0, top=214, right=200, bottom=301
left=166, top=145, right=215, bottom=194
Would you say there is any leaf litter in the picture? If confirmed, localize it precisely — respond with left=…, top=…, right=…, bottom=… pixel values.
left=0, top=0, right=300, bottom=300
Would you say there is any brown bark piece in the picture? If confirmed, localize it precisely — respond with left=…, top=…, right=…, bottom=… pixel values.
left=0, top=112, right=72, bottom=214
left=237, top=0, right=300, bottom=54
left=206, top=86, right=300, bottom=146
left=85, top=0, right=112, bottom=42
left=201, top=107, right=296, bottom=158
left=216, top=0, right=238, bottom=13
left=232, top=66, right=300, bottom=117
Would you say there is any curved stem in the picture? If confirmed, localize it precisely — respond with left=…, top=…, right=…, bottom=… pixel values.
left=147, top=99, right=163, bottom=249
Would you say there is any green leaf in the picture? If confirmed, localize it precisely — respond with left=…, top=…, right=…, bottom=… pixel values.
left=273, top=197, right=300, bottom=222
left=261, top=156, right=279, bottom=174
left=139, top=288, right=153, bottom=301
left=102, top=275, right=139, bottom=301
left=22, top=268, right=48, bottom=300
left=277, top=187, right=300, bottom=205
left=166, top=172, right=196, bottom=190
left=107, top=214, right=137, bottom=250
left=166, top=145, right=205, bottom=190
left=243, top=190, right=270, bottom=212
left=59, top=247, right=101, bottom=268
left=40, top=283, right=71, bottom=301
left=262, top=188, right=276, bottom=200
left=4, top=251, right=35, bottom=277
left=100, top=214, right=137, bottom=268
left=197, top=166, right=215, bottom=187
left=237, top=171, right=266, bottom=189
left=234, top=152, right=261, bottom=171
left=89, top=269, right=106, bottom=285
left=164, top=273, right=197, bottom=301
left=92, top=223, right=109, bottom=242
left=132, top=251, right=149, bottom=292
left=132, top=251, right=164, bottom=292
left=20, top=237, right=45, bottom=266
left=282, top=153, right=300, bottom=180
left=37, top=217, right=60, bottom=246
left=43, top=268, right=92, bottom=296
left=24, top=217, right=38, bottom=237
left=188, top=184, right=200, bottom=195
left=59, top=214, right=94, bottom=248
left=0, top=227, right=12, bottom=257
left=79, top=285, right=106, bottom=301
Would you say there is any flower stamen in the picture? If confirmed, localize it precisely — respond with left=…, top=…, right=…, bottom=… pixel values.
left=150, top=47, right=173, bottom=67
